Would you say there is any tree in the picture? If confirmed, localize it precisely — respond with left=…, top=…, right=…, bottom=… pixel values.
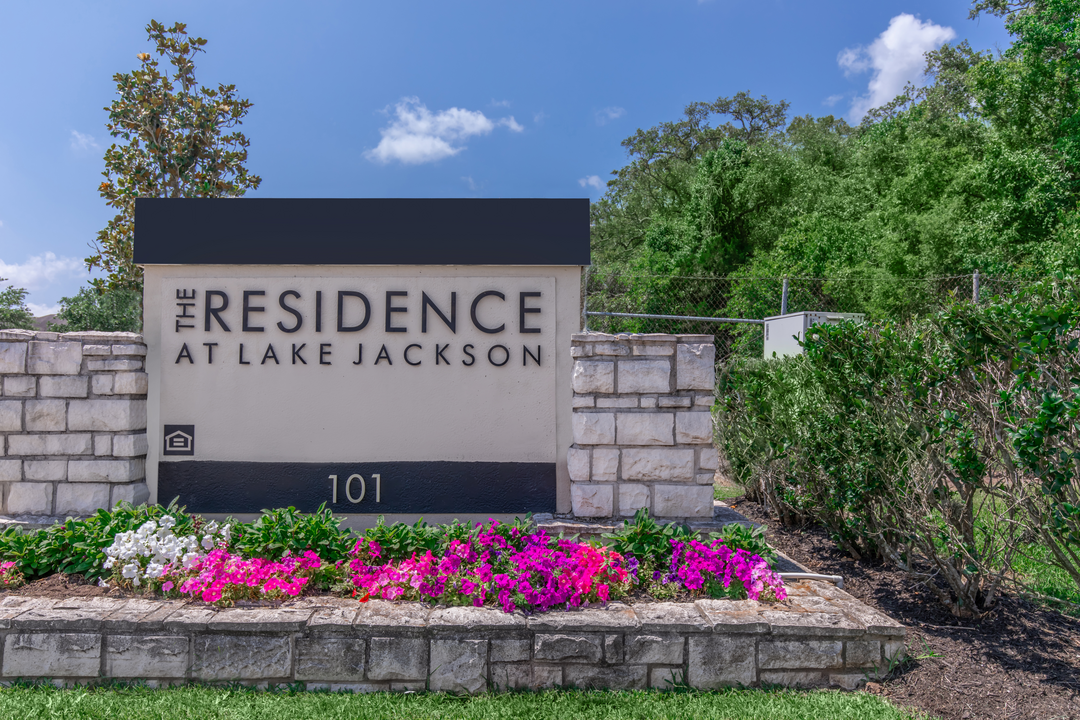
left=49, top=287, right=142, bottom=333
left=87, top=20, right=262, bottom=292
left=0, top=279, right=34, bottom=330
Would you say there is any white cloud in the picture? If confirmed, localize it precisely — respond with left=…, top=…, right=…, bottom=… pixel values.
left=839, top=14, right=955, bottom=121
left=26, top=302, right=61, bottom=317
left=462, top=176, right=478, bottom=191
left=823, top=94, right=845, bottom=107
left=579, top=175, right=605, bottom=191
left=533, top=111, right=548, bottom=125
left=595, top=107, right=626, bottom=126
left=70, top=130, right=100, bottom=152
left=365, top=97, right=523, bottom=165
left=490, top=99, right=512, bottom=108
left=0, top=252, right=86, bottom=291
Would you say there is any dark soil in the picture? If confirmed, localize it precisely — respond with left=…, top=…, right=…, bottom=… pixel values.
left=734, top=497, right=1080, bottom=720
left=7, top=573, right=118, bottom=598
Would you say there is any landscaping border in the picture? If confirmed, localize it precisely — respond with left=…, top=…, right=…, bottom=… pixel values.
left=0, top=580, right=904, bottom=692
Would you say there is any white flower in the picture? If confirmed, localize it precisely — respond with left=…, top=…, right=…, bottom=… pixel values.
left=159, top=515, right=176, bottom=530
left=204, top=521, right=219, bottom=535
left=97, top=578, right=109, bottom=587
left=121, top=563, right=139, bottom=579
left=201, top=535, right=215, bottom=551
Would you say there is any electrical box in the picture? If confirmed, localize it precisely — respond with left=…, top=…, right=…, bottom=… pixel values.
left=763, top=311, right=865, bottom=359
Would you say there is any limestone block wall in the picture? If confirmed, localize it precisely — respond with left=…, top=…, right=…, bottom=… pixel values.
left=0, top=330, right=149, bottom=516
left=569, top=333, right=716, bottom=520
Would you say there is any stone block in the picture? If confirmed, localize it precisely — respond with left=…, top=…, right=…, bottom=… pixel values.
left=676, top=343, right=715, bottom=390
left=596, top=397, right=638, bottom=408
left=639, top=396, right=657, bottom=408
left=0, top=460, right=21, bottom=482
left=111, top=483, right=150, bottom=506
left=101, top=599, right=185, bottom=633
left=354, top=600, right=430, bottom=633
left=0, top=401, right=22, bottom=431
left=367, top=637, right=429, bottom=680
left=6, top=482, right=51, bottom=513
left=69, top=459, right=145, bottom=483
left=528, top=606, right=639, bottom=632
left=112, top=433, right=149, bottom=457
left=55, top=483, right=111, bottom=515
left=632, top=343, right=674, bottom=356
left=759, top=640, right=843, bottom=669
left=67, top=399, right=147, bottom=432
left=39, top=376, right=89, bottom=398
left=490, top=638, right=530, bottom=663
left=567, top=448, right=590, bottom=482
left=649, top=667, right=686, bottom=689
left=653, top=484, right=714, bottom=518
left=429, top=639, right=488, bottom=694
left=593, top=342, right=630, bottom=356
left=91, top=375, right=114, bottom=395
left=634, top=603, right=711, bottom=633
left=592, top=448, right=619, bottom=481
left=699, top=447, right=719, bottom=471
left=0, top=342, right=27, bottom=373
left=87, top=359, right=143, bottom=372
left=24, top=459, right=66, bottom=481
left=27, top=341, right=82, bottom=375
left=884, top=639, right=905, bottom=664
left=760, top=670, right=828, bottom=687
left=111, top=344, right=146, bottom=356
left=604, top=633, right=623, bottom=663
left=208, top=607, right=313, bottom=632
left=830, top=672, right=870, bottom=690
left=572, top=394, right=594, bottom=408
left=687, top=635, right=757, bottom=688
left=618, top=484, right=649, bottom=516
left=113, top=372, right=148, bottom=395
left=105, top=635, right=189, bottom=678
left=675, top=412, right=713, bottom=444
left=695, top=394, right=714, bottom=407
left=616, top=413, right=674, bottom=446
left=617, top=359, right=670, bottom=393
left=94, top=435, right=112, bottom=456
left=571, top=484, right=613, bottom=517
left=8, top=433, right=92, bottom=456
left=2, top=376, right=35, bottom=397
left=760, top=608, right=863, bottom=636
left=295, top=638, right=366, bottom=681
left=82, top=345, right=111, bottom=356
left=846, top=640, right=882, bottom=667
left=621, top=448, right=695, bottom=481
left=192, top=635, right=292, bottom=680
left=695, top=599, right=770, bottom=634
left=491, top=663, right=561, bottom=690
left=305, top=604, right=361, bottom=635
left=572, top=361, right=614, bottom=394
left=533, top=634, right=602, bottom=663
left=564, top=665, right=647, bottom=690
left=807, top=582, right=907, bottom=636
left=25, top=399, right=66, bottom=431
left=626, top=633, right=685, bottom=664
left=2, top=633, right=101, bottom=678
left=162, top=606, right=217, bottom=633
left=428, top=606, right=526, bottom=633
left=572, top=413, right=615, bottom=445
left=658, top=396, right=692, bottom=408
left=570, top=345, right=593, bottom=357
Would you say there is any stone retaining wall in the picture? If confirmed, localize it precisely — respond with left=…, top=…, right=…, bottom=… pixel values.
left=0, top=580, right=904, bottom=691
left=0, top=330, right=149, bottom=515
left=569, top=333, right=716, bottom=520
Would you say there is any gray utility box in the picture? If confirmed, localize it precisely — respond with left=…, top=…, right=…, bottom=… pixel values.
left=763, top=311, right=866, bottom=359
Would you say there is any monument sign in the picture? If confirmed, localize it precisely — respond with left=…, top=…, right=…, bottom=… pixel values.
left=136, top=199, right=588, bottom=516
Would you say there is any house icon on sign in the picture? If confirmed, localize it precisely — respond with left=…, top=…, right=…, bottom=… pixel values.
left=163, top=425, right=195, bottom=456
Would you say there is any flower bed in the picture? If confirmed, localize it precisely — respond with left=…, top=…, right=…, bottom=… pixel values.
left=0, top=504, right=786, bottom=612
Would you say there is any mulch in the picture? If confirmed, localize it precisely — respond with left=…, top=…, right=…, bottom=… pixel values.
left=734, top=497, right=1080, bottom=720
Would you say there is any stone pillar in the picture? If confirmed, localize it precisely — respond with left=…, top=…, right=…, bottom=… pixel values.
left=568, top=333, right=717, bottom=520
left=0, top=330, right=149, bottom=516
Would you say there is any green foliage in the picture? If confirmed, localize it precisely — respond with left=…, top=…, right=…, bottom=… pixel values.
left=232, top=504, right=352, bottom=564
left=0, top=500, right=196, bottom=581
left=88, top=20, right=261, bottom=292
left=604, top=508, right=696, bottom=570
left=711, top=524, right=775, bottom=564
left=50, top=286, right=142, bottom=332
left=0, top=279, right=34, bottom=330
left=360, top=515, right=536, bottom=561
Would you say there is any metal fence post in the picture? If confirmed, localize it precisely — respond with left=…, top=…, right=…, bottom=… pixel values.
left=781, top=278, right=789, bottom=315
left=973, top=270, right=980, bottom=304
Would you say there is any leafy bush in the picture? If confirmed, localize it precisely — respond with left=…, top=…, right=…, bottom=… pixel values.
left=717, top=277, right=1080, bottom=617
left=604, top=508, right=696, bottom=570
left=232, top=504, right=352, bottom=563
left=50, top=286, right=142, bottom=332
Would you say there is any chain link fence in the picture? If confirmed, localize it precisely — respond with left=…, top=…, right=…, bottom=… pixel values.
left=582, top=268, right=1033, bottom=361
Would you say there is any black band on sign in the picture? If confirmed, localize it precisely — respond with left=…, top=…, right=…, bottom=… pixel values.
left=134, top=198, right=591, bottom=266
left=157, top=460, right=557, bottom=514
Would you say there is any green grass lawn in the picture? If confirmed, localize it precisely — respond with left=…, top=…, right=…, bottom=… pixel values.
left=0, top=684, right=930, bottom=720
left=713, top=484, right=745, bottom=501
left=1012, top=541, right=1080, bottom=615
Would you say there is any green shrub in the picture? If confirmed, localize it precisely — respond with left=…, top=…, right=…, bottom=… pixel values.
left=232, top=504, right=352, bottom=563
left=49, top=286, right=142, bottom=332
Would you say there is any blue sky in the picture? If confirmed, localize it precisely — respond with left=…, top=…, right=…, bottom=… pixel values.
left=0, top=1, right=1012, bottom=314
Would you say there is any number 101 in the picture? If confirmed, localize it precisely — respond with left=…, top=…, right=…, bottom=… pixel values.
left=330, top=474, right=381, bottom=504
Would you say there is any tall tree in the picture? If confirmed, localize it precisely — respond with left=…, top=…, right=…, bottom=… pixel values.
left=87, top=20, right=262, bottom=292
left=0, top=280, right=34, bottom=330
